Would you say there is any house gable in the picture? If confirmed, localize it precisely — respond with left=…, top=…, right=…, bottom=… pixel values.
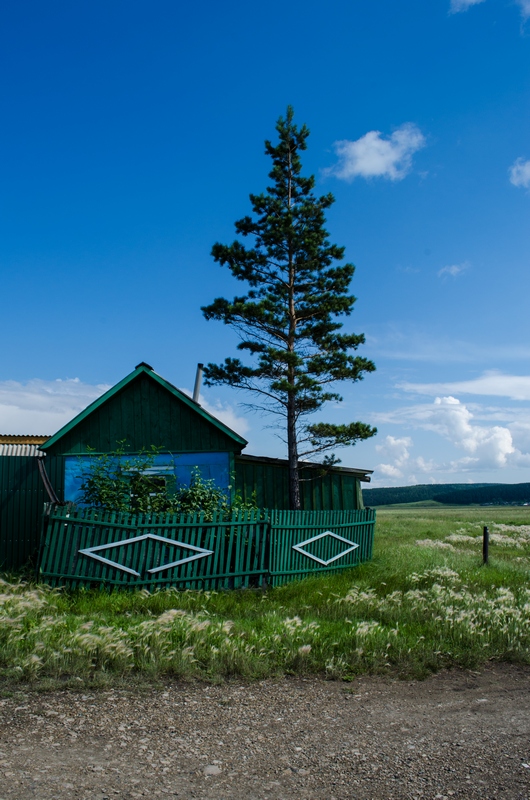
left=40, top=365, right=247, bottom=456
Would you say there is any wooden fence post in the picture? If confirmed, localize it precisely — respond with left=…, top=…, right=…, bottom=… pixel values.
left=482, top=525, right=489, bottom=565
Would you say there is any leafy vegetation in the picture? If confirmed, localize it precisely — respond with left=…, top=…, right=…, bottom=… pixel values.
left=79, top=444, right=257, bottom=519
left=1, top=506, right=529, bottom=684
left=79, top=445, right=172, bottom=513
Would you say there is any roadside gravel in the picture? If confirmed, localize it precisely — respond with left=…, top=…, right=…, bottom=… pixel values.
left=0, top=664, right=529, bottom=799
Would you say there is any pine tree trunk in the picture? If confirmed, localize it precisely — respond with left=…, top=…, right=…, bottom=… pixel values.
left=287, top=394, right=301, bottom=510
left=286, top=139, right=301, bottom=511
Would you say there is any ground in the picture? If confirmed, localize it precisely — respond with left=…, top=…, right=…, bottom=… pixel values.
left=1, top=664, right=529, bottom=799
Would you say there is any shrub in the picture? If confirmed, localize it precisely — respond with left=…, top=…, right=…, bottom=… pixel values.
left=78, top=444, right=257, bottom=519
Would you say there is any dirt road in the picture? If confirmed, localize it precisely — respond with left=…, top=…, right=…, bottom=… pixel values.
left=1, top=664, right=529, bottom=799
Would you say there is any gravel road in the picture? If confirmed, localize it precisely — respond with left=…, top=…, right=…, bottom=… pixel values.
left=1, top=664, right=529, bottom=799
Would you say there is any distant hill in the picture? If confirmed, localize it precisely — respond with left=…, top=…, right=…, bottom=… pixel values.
left=361, top=483, right=521, bottom=507
left=434, top=483, right=530, bottom=506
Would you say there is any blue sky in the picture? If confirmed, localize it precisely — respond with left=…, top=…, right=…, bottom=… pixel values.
left=2, top=0, right=530, bottom=487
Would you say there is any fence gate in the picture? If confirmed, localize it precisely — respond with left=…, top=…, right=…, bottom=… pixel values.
left=38, top=505, right=376, bottom=590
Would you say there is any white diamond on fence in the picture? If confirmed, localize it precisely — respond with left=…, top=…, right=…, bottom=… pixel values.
left=79, top=533, right=214, bottom=577
left=292, top=530, right=359, bottom=567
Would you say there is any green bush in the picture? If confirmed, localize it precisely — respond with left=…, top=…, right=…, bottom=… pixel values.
left=78, top=443, right=257, bottom=519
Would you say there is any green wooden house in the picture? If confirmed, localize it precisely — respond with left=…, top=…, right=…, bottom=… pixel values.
left=39, top=362, right=248, bottom=506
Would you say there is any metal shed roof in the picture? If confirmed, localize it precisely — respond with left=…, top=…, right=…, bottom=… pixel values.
left=0, top=444, right=46, bottom=457
left=237, top=453, right=373, bottom=482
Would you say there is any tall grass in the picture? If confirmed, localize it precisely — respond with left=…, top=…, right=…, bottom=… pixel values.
left=1, top=506, right=529, bottom=683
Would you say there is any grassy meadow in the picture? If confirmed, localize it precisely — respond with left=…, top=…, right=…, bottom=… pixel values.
left=1, top=505, right=529, bottom=685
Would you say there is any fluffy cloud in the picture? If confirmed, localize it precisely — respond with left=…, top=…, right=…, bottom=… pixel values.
left=449, top=0, right=486, bottom=13
left=0, top=378, right=110, bottom=435
left=507, top=421, right=530, bottom=453
left=509, top=158, right=530, bottom=189
left=437, top=262, right=469, bottom=278
left=375, top=435, right=435, bottom=481
left=328, top=123, right=425, bottom=182
left=376, top=435, right=412, bottom=477
left=191, top=393, right=250, bottom=437
left=429, top=397, right=514, bottom=468
left=374, top=396, right=526, bottom=472
left=399, top=371, right=530, bottom=401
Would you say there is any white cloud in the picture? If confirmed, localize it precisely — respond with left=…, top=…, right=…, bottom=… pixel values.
left=430, top=397, right=514, bottom=468
left=509, top=158, right=530, bottom=188
left=375, top=435, right=436, bottom=481
left=367, top=325, right=530, bottom=364
left=376, top=434, right=412, bottom=461
left=437, top=262, right=469, bottom=278
left=377, top=463, right=403, bottom=478
left=449, top=0, right=486, bottom=13
left=516, top=0, right=530, bottom=20
left=450, top=0, right=530, bottom=22
left=0, top=378, right=110, bottom=435
left=374, top=396, right=524, bottom=472
left=399, top=371, right=530, bottom=401
left=199, top=397, right=250, bottom=437
left=180, top=387, right=250, bottom=438
left=328, top=123, right=426, bottom=182
left=375, top=435, right=412, bottom=477
left=508, top=421, right=530, bottom=453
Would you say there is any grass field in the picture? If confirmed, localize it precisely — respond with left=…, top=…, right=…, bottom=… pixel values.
left=1, top=506, right=529, bottom=685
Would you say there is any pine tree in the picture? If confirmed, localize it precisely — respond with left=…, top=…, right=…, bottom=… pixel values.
left=202, top=107, right=376, bottom=509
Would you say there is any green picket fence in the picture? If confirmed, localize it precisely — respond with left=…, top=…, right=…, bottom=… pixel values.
left=38, top=505, right=376, bottom=590
left=268, top=508, right=376, bottom=586
left=38, top=506, right=270, bottom=590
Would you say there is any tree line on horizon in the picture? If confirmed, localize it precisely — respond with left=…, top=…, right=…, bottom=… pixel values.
left=362, top=483, right=530, bottom=507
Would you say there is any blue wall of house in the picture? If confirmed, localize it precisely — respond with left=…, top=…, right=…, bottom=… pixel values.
left=64, top=451, right=231, bottom=505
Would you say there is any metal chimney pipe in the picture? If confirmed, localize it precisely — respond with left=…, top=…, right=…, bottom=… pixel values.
left=193, top=363, right=204, bottom=404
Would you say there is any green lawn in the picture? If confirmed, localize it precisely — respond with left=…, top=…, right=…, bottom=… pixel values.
left=1, top=506, right=529, bottom=684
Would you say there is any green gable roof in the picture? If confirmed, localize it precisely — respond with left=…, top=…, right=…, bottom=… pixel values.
left=40, top=364, right=248, bottom=456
